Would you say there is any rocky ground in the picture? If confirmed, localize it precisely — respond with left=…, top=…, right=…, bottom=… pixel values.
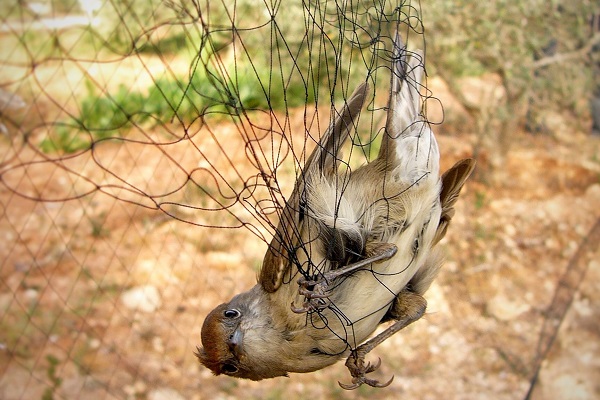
left=1, top=99, right=599, bottom=400
left=1, top=20, right=599, bottom=396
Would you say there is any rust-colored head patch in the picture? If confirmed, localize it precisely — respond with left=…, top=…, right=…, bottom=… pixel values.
left=196, top=303, right=230, bottom=375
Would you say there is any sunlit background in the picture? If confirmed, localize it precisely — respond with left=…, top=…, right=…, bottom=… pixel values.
left=1, top=1, right=599, bottom=399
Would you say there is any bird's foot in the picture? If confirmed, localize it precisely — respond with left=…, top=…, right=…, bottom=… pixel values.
left=339, top=352, right=394, bottom=390
left=290, top=242, right=397, bottom=314
left=290, top=277, right=331, bottom=313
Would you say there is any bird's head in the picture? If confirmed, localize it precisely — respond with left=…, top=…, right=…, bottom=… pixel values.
left=196, top=288, right=291, bottom=380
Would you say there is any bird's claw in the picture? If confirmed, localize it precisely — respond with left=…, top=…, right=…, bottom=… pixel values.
left=291, top=242, right=398, bottom=314
left=290, top=276, right=331, bottom=313
left=338, top=354, right=394, bottom=390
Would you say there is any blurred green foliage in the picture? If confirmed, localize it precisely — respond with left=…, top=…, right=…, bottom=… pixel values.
left=40, top=63, right=314, bottom=153
left=37, top=0, right=408, bottom=153
left=425, top=0, right=596, bottom=120
left=30, top=0, right=597, bottom=154
left=37, top=1, right=324, bottom=153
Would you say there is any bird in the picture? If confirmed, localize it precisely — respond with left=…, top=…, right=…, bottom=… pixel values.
left=196, top=31, right=475, bottom=389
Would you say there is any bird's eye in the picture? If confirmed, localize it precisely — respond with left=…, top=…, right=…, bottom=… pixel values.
left=221, top=363, right=238, bottom=374
left=223, top=309, right=240, bottom=319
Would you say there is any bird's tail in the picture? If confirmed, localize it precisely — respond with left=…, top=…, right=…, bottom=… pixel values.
left=379, top=32, right=439, bottom=179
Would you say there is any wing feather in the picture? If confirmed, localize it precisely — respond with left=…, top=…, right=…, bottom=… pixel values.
left=259, top=82, right=371, bottom=292
left=432, top=158, right=476, bottom=245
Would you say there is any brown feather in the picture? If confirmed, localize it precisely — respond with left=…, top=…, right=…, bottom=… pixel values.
left=196, top=303, right=229, bottom=374
left=433, top=158, right=476, bottom=245
left=316, top=82, right=371, bottom=176
left=258, top=82, right=371, bottom=292
left=259, top=238, right=289, bottom=292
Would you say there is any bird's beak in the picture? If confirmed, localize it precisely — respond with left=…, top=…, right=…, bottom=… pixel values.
left=228, top=328, right=244, bottom=358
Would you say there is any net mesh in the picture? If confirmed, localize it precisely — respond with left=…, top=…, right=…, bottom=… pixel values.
left=1, top=1, right=599, bottom=399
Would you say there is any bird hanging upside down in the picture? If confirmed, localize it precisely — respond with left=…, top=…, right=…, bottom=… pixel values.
left=196, top=31, right=475, bottom=389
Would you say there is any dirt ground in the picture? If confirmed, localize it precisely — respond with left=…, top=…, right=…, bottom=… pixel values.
left=2, top=97, right=600, bottom=400
left=1, top=20, right=600, bottom=400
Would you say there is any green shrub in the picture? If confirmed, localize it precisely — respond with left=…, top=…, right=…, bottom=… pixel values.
left=41, top=57, right=314, bottom=153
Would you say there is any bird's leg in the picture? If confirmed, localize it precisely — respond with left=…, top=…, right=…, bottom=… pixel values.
left=291, top=242, right=398, bottom=314
left=339, top=290, right=427, bottom=390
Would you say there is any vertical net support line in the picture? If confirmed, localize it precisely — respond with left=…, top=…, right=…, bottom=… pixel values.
left=524, top=217, right=600, bottom=400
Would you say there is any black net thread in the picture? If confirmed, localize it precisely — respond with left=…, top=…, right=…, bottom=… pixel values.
left=3, top=1, right=594, bottom=399
left=0, top=1, right=435, bottom=398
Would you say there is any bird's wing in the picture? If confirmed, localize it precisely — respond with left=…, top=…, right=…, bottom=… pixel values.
left=432, top=158, right=476, bottom=245
left=259, top=82, right=371, bottom=292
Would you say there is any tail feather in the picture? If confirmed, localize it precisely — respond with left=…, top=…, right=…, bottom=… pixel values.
left=379, top=32, right=438, bottom=181
left=388, top=52, right=424, bottom=137
left=383, top=32, right=426, bottom=143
